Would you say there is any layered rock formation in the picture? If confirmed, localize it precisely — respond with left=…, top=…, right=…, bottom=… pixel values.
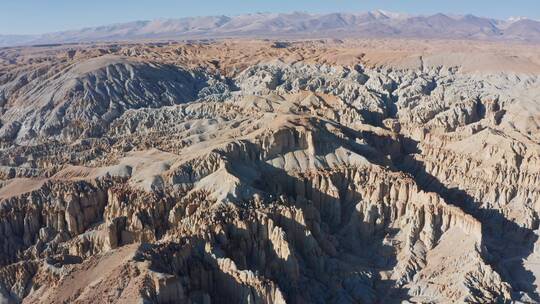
left=0, top=39, right=539, bottom=303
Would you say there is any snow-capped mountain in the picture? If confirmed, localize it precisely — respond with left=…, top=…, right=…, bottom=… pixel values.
left=1, top=11, right=539, bottom=47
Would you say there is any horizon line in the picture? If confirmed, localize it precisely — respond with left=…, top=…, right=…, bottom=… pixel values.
left=1, top=9, right=537, bottom=37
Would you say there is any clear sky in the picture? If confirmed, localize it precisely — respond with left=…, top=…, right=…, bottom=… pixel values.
left=1, top=0, right=539, bottom=35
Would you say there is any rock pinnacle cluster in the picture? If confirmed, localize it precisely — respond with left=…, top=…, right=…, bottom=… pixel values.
left=0, top=39, right=539, bottom=303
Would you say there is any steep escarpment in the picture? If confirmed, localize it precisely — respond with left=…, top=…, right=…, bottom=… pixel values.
left=0, top=41, right=539, bottom=303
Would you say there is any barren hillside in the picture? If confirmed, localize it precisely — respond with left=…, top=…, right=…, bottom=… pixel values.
left=0, top=39, right=539, bottom=303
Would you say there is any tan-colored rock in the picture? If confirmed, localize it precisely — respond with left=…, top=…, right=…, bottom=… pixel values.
left=0, top=39, right=538, bottom=303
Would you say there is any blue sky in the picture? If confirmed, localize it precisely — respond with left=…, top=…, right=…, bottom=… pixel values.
left=1, top=0, right=539, bottom=35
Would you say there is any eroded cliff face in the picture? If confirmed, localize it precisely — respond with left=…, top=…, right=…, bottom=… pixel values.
left=0, top=40, right=539, bottom=303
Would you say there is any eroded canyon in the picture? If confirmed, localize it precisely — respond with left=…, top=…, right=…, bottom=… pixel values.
left=0, top=39, right=539, bottom=303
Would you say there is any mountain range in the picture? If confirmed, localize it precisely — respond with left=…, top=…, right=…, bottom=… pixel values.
left=1, top=10, right=540, bottom=47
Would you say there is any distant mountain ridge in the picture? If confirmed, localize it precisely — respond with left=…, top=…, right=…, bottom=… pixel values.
left=2, top=10, right=540, bottom=47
